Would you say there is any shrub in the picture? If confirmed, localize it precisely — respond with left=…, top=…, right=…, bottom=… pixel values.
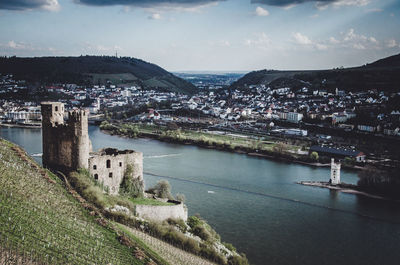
left=192, top=225, right=211, bottom=241
left=82, top=185, right=107, bottom=208
left=187, top=216, right=202, bottom=229
left=223, top=242, right=236, bottom=252
left=147, top=180, right=173, bottom=199
left=199, top=245, right=226, bottom=264
left=166, top=218, right=187, bottom=233
left=120, top=164, right=144, bottom=198
left=228, top=254, right=249, bottom=265
left=310, top=151, right=319, bottom=161
left=175, top=193, right=186, bottom=202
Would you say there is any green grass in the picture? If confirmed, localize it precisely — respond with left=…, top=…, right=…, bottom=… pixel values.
left=134, top=123, right=301, bottom=153
left=130, top=197, right=174, bottom=206
left=0, top=139, right=144, bottom=265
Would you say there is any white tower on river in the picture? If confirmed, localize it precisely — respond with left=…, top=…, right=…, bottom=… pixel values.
left=330, top=158, right=341, bottom=185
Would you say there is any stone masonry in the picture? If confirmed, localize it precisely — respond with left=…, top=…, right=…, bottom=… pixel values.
left=41, top=102, right=143, bottom=195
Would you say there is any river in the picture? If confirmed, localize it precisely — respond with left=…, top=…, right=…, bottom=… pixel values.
left=1, top=125, right=400, bottom=265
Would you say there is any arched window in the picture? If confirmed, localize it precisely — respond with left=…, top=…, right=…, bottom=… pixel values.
left=106, top=159, right=111, bottom=168
left=94, top=174, right=98, bottom=180
left=93, top=165, right=97, bottom=170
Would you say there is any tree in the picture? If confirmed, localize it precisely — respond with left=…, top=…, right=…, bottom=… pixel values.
left=119, top=164, right=144, bottom=198
left=310, top=151, right=319, bottom=161
left=176, top=193, right=186, bottom=202
left=273, top=142, right=288, bottom=154
left=148, top=180, right=173, bottom=199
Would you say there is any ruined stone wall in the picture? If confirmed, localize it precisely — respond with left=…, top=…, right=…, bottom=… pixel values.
left=41, top=102, right=90, bottom=172
left=135, top=203, right=188, bottom=222
left=88, top=149, right=143, bottom=195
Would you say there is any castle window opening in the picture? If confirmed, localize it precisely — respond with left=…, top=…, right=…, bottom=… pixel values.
left=94, top=174, right=98, bottom=180
left=106, top=159, right=111, bottom=168
left=109, top=172, right=113, bottom=178
left=119, top=162, right=122, bottom=167
left=55, top=106, right=58, bottom=112
left=93, top=165, right=97, bottom=170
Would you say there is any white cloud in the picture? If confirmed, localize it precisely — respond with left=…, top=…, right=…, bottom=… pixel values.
left=341, top=28, right=379, bottom=49
left=329, top=37, right=340, bottom=44
left=7, top=40, right=28, bottom=50
left=316, top=0, right=370, bottom=10
left=255, top=6, right=269, bottom=16
left=42, top=0, right=60, bottom=11
left=148, top=13, right=161, bottom=19
left=315, top=43, right=328, bottom=50
left=245, top=32, right=271, bottom=49
left=386, top=39, right=398, bottom=48
left=293, top=32, right=312, bottom=45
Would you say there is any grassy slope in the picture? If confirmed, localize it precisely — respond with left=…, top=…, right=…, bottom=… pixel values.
left=0, top=56, right=198, bottom=95
left=0, top=139, right=143, bottom=265
left=230, top=53, right=400, bottom=92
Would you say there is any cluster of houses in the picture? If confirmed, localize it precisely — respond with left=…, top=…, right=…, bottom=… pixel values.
left=1, top=72, right=400, bottom=138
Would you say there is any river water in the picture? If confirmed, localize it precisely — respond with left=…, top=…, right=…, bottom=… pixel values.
left=1, top=125, right=400, bottom=265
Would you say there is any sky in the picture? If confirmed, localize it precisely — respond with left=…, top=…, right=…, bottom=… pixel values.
left=0, top=0, right=400, bottom=71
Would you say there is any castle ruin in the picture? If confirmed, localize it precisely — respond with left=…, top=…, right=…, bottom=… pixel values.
left=41, top=102, right=143, bottom=195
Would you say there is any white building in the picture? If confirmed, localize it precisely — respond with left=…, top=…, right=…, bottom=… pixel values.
left=287, top=112, right=303, bottom=123
left=330, top=158, right=341, bottom=185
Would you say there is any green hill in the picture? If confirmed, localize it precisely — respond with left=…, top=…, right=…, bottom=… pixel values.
left=230, top=53, right=400, bottom=92
left=0, top=56, right=198, bottom=95
left=0, top=139, right=164, bottom=264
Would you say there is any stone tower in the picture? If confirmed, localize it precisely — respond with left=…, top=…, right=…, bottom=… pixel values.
left=330, top=158, right=341, bottom=185
left=41, top=102, right=90, bottom=172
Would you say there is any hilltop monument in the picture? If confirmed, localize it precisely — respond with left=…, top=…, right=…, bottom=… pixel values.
left=41, top=102, right=143, bottom=195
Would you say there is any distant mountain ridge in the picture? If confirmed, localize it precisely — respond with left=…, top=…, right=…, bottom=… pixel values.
left=0, top=56, right=198, bottom=95
left=230, top=53, right=400, bottom=92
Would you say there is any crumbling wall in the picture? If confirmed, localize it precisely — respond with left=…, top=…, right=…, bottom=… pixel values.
left=135, top=202, right=188, bottom=222
left=88, top=149, right=143, bottom=195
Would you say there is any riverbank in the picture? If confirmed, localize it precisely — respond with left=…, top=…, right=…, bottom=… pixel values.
left=99, top=121, right=363, bottom=171
left=0, top=122, right=41, bottom=128
left=298, top=181, right=400, bottom=202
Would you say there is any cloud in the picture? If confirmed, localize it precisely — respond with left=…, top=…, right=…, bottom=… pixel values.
left=0, top=0, right=60, bottom=11
left=0, top=40, right=60, bottom=54
left=386, top=39, right=399, bottom=48
left=245, top=32, right=271, bottom=49
left=329, top=36, right=340, bottom=44
left=75, top=0, right=223, bottom=11
left=252, top=0, right=370, bottom=9
left=331, top=28, right=380, bottom=50
left=255, top=6, right=269, bottom=16
left=292, top=32, right=328, bottom=50
left=293, top=32, right=312, bottom=45
left=148, top=13, right=161, bottom=19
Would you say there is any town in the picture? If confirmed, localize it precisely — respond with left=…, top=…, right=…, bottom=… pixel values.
left=1, top=72, right=400, bottom=167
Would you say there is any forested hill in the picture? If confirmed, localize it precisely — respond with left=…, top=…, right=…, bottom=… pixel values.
left=230, top=53, right=400, bottom=92
left=0, top=56, right=198, bottom=95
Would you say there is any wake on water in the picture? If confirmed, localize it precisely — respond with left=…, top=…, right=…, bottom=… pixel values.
left=145, top=154, right=181, bottom=159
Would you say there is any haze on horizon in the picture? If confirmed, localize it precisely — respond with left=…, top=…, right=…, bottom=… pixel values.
left=0, top=0, right=399, bottom=72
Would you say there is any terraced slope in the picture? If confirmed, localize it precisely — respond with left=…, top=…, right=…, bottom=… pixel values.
left=0, top=139, right=144, bottom=265
left=118, top=224, right=216, bottom=265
